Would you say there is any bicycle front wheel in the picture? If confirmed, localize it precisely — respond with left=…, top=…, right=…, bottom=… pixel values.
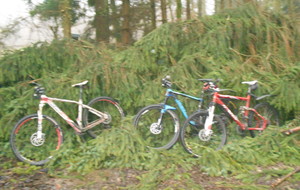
left=180, top=111, right=226, bottom=157
left=248, top=102, right=280, bottom=137
left=133, top=104, right=180, bottom=149
left=10, top=114, right=63, bottom=166
left=84, top=96, right=125, bottom=138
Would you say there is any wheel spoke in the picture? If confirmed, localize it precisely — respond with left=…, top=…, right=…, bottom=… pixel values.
left=10, top=114, right=62, bottom=165
left=134, top=105, right=180, bottom=149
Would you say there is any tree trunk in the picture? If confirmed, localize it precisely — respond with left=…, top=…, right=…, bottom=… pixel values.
left=197, top=0, right=204, bottom=17
left=59, top=0, right=72, bottom=39
left=186, top=0, right=191, bottom=20
left=150, top=0, right=156, bottom=30
left=215, top=0, right=226, bottom=13
left=176, top=0, right=182, bottom=21
left=121, top=0, right=131, bottom=45
left=160, top=0, right=167, bottom=23
left=227, top=0, right=233, bottom=8
left=168, top=0, right=175, bottom=22
left=111, top=0, right=121, bottom=42
left=95, top=0, right=110, bottom=43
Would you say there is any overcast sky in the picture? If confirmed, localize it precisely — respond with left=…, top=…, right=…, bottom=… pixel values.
left=0, top=0, right=30, bottom=27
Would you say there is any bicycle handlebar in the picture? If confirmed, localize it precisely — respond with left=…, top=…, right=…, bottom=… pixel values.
left=162, top=75, right=172, bottom=88
left=29, top=82, right=45, bottom=99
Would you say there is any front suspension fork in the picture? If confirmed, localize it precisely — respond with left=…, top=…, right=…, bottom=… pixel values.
left=204, top=105, right=215, bottom=133
left=37, top=101, right=46, bottom=138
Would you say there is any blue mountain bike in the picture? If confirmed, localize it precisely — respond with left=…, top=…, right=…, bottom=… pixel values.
left=133, top=76, right=211, bottom=149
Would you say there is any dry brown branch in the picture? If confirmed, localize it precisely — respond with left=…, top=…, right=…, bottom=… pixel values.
left=282, top=126, right=300, bottom=135
left=271, top=167, right=300, bottom=188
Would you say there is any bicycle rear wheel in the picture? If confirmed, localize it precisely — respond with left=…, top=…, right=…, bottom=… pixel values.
left=83, top=96, right=125, bottom=138
left=248, top=102, right=280, bottom=137
left=133, top=104, right=180, bottom=149
left=180, top=111, right=227, bottom=157
left=10, top=114, right=63, bottom=166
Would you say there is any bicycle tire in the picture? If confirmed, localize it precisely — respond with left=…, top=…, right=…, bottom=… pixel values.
left=248, top=102, right=280, bottom=137
left=83, top=96, right=125, bottom=138
left=133, top=104, right=180, bottom=149
left=10, top=114, right=63, bottom=166
left=180, top=111, right=227, bottom=157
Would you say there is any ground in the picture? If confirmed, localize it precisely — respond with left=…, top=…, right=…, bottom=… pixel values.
left=1, top=157, right=299, bottom=190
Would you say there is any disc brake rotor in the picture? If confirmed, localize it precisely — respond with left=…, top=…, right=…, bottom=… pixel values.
left=150, top=123, right=162, bottom=134
left=198, top=129, right=213, bottom=141
left=30, top=133, right=45, bottom=146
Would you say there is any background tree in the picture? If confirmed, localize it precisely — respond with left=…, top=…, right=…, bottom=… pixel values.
left=111, top=0, right=121, bottom=42
left=150, top=0, right=157, bottom=30
left=176, top=0, right=182, bottom=21
left=94, top=0, right=110, bottom=43
left=197, top=0, right=204, bottom=17
left=28, top=0, right=82, bottom=39
left=121, top=0, right=131, bottom=44
left=60, top=0, right=72, bottom=38
left=161, top=0, right=168, bottom=23
left=186, top=0, right=191, bottom=19
left=215, top=0, right=225, bottom=13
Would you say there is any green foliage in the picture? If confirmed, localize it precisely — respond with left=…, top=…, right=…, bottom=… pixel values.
left=29, top=0, right=82, bottom=23
left=1, top=3, right=300, bottom=188
left=43, top=120, right=300, bottom=188
left=10, top=162, right=40, bottom=175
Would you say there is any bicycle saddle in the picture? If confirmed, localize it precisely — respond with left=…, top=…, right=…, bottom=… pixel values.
left=72, top=80, right=88, bottom=87
left=241, top=81, right=257, bottom=85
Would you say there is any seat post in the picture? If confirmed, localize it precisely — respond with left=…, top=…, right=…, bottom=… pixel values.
left=247, top=86, right=252, bottom=94
left=79, top=86, right=83, bottom=101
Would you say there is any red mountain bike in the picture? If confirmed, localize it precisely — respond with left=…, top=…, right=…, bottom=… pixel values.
left=180, top=80, right=280, bottom=157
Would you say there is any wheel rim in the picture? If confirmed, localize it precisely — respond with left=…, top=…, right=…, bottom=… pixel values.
left=86, top=99, right=124, bottom=137
left=11, top=116, right=62, bottom=165
left=250, top=104, right=279, bottom=137
left=135, top=107, right=179, bottom=149
left=182, top=114, right=226, bottom=157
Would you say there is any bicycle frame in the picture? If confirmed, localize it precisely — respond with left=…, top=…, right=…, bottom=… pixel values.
left=161, top=88, right=203, bottom=119
left=205, top=91, right=268, bottom=131
left=36, top=94, right=108, bottom=137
